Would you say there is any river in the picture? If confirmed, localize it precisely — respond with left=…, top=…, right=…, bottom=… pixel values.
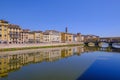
left=0, top=46, right=120, bottom=80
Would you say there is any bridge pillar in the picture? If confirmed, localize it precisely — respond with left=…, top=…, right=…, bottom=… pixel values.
left=84, top=42, right=89, bottom=46
left=109, top=42, right=113, bottom=47
left=94, top=42, right=99, bottom=46
left=84, top=42, right=100, bottom=47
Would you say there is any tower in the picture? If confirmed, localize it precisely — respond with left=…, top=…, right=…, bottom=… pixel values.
left=65, top=27, right=68, bottom=33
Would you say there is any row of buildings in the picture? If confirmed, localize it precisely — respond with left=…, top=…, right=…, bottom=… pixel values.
left=0, top=20, right=99, bottom=44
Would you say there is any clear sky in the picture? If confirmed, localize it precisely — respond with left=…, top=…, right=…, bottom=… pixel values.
left=0, top=0, right=120, bottom=37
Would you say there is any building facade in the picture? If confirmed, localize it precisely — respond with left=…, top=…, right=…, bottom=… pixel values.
left=0, top=20, right=22, bottom=44
left=33, top=31, right=43, bottom=43
left=81, top=35, right=85, bottom=42
left=0, top=20, right=9, bottom=43
left=28, top=31, right=43, bottom=43
left=43, top=30, right=61, bottom=43
left=28, top=32, right=35, bottom=43
left=77, top=33, right=82, bottom=42
left=21, top=29, right=30, bottom=43
left=8, top=24, right=22, bottom=44
left=83, top=35, right=99, bottom=42
left=61, top=32, right=73, bottom=43
left=73, top=34, right=77, bottom=42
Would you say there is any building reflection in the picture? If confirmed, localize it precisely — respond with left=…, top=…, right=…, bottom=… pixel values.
left=0, top=46, right=119, bottom=78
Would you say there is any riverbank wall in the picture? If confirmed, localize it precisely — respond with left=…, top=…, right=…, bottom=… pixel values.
left=0, top=42, right=84, bottom=51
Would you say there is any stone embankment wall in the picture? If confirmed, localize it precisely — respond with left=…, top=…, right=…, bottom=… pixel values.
left=0, top=42, right=83, bottom=49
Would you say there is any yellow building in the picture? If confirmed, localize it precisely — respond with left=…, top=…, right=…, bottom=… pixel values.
left=8, top=24, right=22, bottom=44
left=61, top=32, right=73, bottom=43
left=67, top=33, right=73, bottom=42
left=28, top=31, right=43, bottom=43
left=0, top=20, right=23, bottom=44
left=0, top=20, right=9, bottom=43
left=33, top=31, right=43, bottom=43
left=61, top=32, right=66, bottom=43
left=21, top=29, right=30, bottom=43
left=28, top=32, right=35, bottom=43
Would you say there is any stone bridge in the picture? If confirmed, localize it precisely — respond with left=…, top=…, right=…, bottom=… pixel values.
left=100, top=37, right=120, bottom=43
left=84, top=37, right=120, bottom=47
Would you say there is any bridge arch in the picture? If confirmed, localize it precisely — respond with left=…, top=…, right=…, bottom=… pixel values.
left=84, top=37, right=120, bottom=48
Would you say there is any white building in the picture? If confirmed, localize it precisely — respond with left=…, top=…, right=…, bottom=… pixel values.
left=43, top=30, right=61, bottom=43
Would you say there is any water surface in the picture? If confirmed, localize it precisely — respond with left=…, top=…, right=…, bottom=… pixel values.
left=0, top=46, right=120, bottom=80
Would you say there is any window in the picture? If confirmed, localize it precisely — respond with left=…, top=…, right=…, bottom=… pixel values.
left=4, top=29, right=7, bottom=31
left=4, top=35, right=7, bottom=37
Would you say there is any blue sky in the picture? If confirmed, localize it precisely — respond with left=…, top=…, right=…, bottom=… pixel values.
left=0, top=0, right=120, bottom=37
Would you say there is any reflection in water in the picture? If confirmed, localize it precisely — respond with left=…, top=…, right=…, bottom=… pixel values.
left=0, top=47, right=82, bottom=78
left=0, top=46, right=120, bottom=79
left=112, top=43, right=120, bottom=48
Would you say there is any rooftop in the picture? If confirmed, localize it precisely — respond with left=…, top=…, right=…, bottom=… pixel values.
left=0, top=20, right=9, bottom=23
left=31, top=31, right=43, bottom=33
left=45, top=30, right=60, bottom=33
left=8, top=24, right=21, bottom=29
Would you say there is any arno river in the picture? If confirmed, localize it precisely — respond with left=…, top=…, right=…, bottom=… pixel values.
left=0, top=45, right=120, bottom=80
